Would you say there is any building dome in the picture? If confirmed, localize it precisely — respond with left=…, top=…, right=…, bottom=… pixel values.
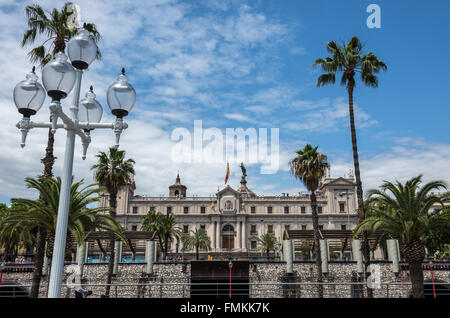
left=237, top=179, right=256, bottom=198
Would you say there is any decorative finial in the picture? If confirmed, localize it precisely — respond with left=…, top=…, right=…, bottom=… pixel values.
left=121, top=67, right=125, bottom=75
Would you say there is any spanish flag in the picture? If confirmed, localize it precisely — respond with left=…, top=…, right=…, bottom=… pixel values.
left=225, top=162, right=230, bottom=184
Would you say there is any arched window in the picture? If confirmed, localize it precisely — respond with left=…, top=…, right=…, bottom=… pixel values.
left=174, top=190, right=179, bottom=196
left=222, top=224, right=234, bottom=232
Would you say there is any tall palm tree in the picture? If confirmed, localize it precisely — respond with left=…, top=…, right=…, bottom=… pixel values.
left=141, top=210, right=163, bottom=257
left=91, top=147, right=135, bottom=297
left=313, top=37, right=387, bottom=292
left=184, top=228, right=211, bottom=260
left=259, top=233, right=277, bottom=258
left=21, top=3, right=101, bottom=297
left=159, top=213, right=182, bottom=260
left=354, top=175, right=448, bottom=298
left=289, top=144, right=329, bottom=297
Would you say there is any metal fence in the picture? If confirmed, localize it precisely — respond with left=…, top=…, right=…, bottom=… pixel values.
left=1, top=282, right=449, bottom=298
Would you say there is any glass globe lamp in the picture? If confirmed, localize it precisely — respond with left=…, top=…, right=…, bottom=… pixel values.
left=67, top=28, right=97, bottom=70
left=78, top=86, right=103, bottom=131
left=42, top=52, right=76, bottom=100
left=106, top=68, right=136, bottom=118
left=13, top=67, right=46, bottom=117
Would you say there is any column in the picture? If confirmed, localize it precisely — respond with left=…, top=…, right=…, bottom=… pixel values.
left=213, top=221, right=216, bottom=249
left=352, top=239, right=364, bottom=274
left=320, top=239, right=329, bottom=274
left=216, top=221, right=221, bottom=251
left=237, top=222, right=242, bottom=250
left=242, top=221, right=247, bottom=251
left=283, top=240, right=293, bottom=274
left=145, top=240, right=156, bottom=274
left=76, top=242, right=86, bottom=277
left=387, top=239, right=400, bottom=274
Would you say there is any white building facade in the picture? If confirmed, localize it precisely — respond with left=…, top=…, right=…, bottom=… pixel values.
left=99, top=173, right=359, bottom=259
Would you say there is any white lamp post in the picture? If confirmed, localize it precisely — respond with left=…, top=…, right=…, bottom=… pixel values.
left=13, top=27, right=136, bottom=298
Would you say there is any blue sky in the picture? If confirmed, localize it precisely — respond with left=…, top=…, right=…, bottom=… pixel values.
left=0, top=0, right=449, bottom=203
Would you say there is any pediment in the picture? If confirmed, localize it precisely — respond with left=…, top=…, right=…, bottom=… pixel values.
left=321, top=177, right=356, bottom=189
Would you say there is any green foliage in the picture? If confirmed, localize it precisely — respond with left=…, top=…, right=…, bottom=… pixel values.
left=289, top=144, right=329, bottom=192
left=259, top=233, right=278, bottom=257
left=91, top=147, right=135, bottom=209
left=422, top=207, right=450, bottom=256
left=184, top=228, right=211, bottom=259
left=0, top=177, right=125, bottom=249
left=21, top=3, right=101, bottom=67
left=353, top=175, right=448, bottom=246
left=313, top=36, right=387, bottom=89
left=141, top=210, right=182, bottom=258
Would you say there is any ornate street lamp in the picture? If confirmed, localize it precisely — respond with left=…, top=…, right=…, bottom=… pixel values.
left=12, top=26, right=135, bottom=298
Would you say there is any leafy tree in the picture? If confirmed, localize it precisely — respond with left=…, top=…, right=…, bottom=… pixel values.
left=354, top=175, right=448, bottom=298
left=289, top=144, right=329, bottom=297
left=259, top=233, right=278, bottom=258
left=422, top=206, right=450, bottom=258
left=184, top=228, right=211, bottom=260
left=91, top=147, right=135, bottom=297
left=314, top=37, right=387, bottom=294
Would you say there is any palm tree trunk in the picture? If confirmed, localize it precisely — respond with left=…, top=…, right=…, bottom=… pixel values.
left=402, top=240, right=425, bottom=298
left=347, top=82, right=373, bottom=298
left=196, top=245, right=199, bottom=260
left=310, top=191, right=323, bottom=298
left=105, top=193, right=117, bottom=297
left=96, top=239, right=106, bottom=260
left=30, top=227, right=46, bottom=298
left=30, top=122, right=57, bottom=298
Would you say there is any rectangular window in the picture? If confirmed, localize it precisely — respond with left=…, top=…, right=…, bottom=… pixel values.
left=268, top=225, right=273, bottom=233
left=149, top=206, right=155, bottom=212
left=183, top=225, right=189, bottom=234
left=285, top=225, right=290, bottom=232
left=251, top=241, right=257, bottom=249
left=284, top=206, right=289, bottom=214
left=251, top=225, right=257, bottom=234
left=319, top=225, right=324, bottom=231
left=251, top=206, right=256, bottom=214
left=318, top=206, right=323, bottom=214
left=341, top=224, right=347, bottom=230
left=301, top=224, right=307, bottom=231
left=301, top=206, right=306, bottom=214
left=267, top=206, right=272, bottom=214
left=200, top=206, right=206, bottom=214
left=184, top=206, right=189, bottom=214
left=339, top=202, right=345, bottom=213
left=167, top=206, right=172, bottom=214
left=132, top=206, right=138, bottom=214
left=131, top=225, right=137, bottom=231
left=200, top=225, right=206, bottom=230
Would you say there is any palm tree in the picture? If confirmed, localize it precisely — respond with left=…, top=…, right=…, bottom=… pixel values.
left=313, top=37, right=387, bottom=291
left=184, top=228, right=211, bottom=260
left=354, top=175, right=448, bottom=298
left=2, top=177, right=124, bottom=297
left=289, top=144, right=329, bottom=297
left=159, top=213, right=182, bottom=260
left=91, top=147, right=135, bottom=297
left=21, top=3, right=101, bottom=297
left=259, top=233, right=277, bottom=258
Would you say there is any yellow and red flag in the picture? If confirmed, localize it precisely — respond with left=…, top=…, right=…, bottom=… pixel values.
left=225, top=162, right=230, bottom=184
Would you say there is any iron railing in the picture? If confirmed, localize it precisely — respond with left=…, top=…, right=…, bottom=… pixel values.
left=0, top=282, right=449, bottom=298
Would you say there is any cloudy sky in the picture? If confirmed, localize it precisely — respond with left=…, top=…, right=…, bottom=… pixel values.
left=0, top=0, right=449, bottom=203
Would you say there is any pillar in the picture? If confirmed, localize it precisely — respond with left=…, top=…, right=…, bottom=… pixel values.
left=387, top=239, right=400, bottom=274
left=320, top=239, right=329, bottom=274
left=76, top=242, right=86, bottom=277
left=283, top=240, right=293, bottom=274
left=215, top=221, right=221, bottom=251
left=352, top=239, right=364, bottom=274
left=112, top=240, right=122, bottom=275
left=145, top=240, right=156, bottom=274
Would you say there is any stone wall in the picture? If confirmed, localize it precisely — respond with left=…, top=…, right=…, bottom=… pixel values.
left=2, top=261, right=449, bottom=298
